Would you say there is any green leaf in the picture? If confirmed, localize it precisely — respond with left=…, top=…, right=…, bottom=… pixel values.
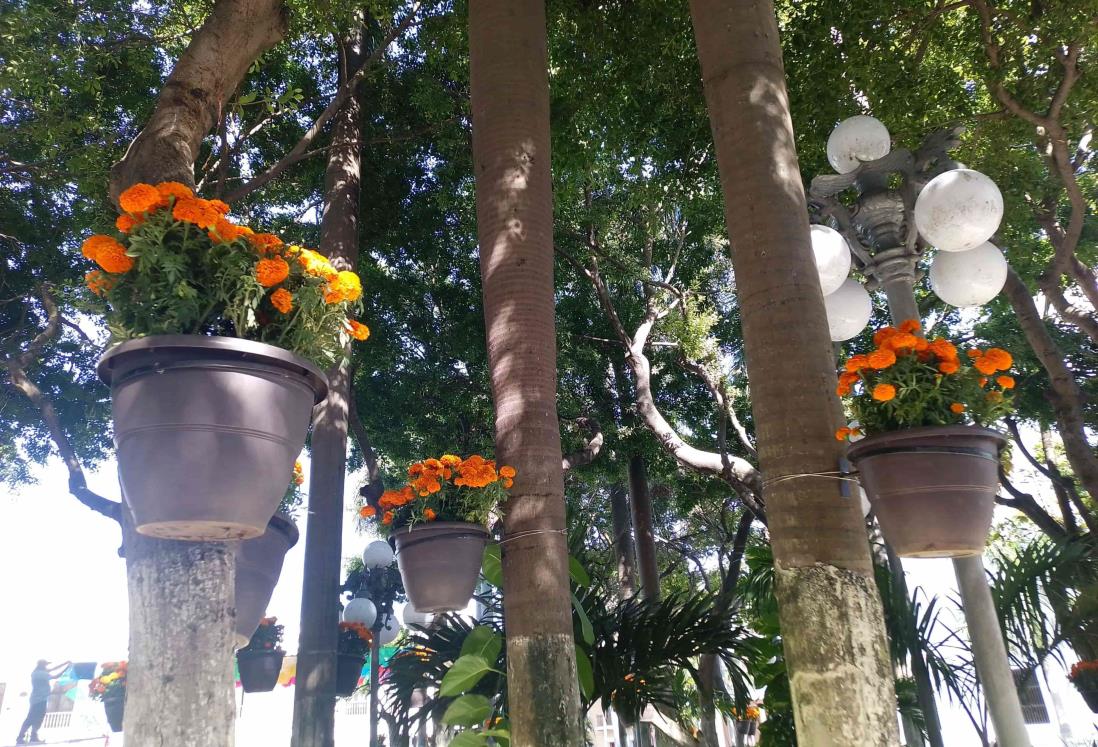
left=449, top=732, right=489, bottom=747
left=572, top=592, right=595, bottom=646
left=482, top=544, right=503, bottom=587
left=482, top=728, right=511, bottom=746
left=441, top=694, right=493, bottom=726
left=575, top=645, right=594, bottom=700
left=440, top=654, right=495, bottom=697
left=569, top=556, right=591, bottom=587
left=460, top=625, right=503, bottom=665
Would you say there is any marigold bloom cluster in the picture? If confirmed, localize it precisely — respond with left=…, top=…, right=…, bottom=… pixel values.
left=1069, top=660, right=1098, bottom=681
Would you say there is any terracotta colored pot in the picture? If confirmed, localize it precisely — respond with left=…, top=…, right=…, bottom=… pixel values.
left=847, top=425, right=1006, bottom=558
left=103, top=696, right=124, bottom=732
left=335, top=653, right=366, bottom=696
left=1077, top=687, right=1098, bottom=713
left=237, top=649, right=285, bottom=693
left=393, top=522, right=489, bottom=613
left=234, top=512, right=299, bottom=647
left=98, top=335, right=327, bottom=540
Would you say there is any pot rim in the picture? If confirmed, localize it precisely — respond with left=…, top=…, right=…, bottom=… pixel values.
left=390, top=520, right=490, bottom=538
left=847, top=424, right=1006, bottom=461
left=98, top=334, right=328, bottom=403
left=237, top=648, right=286, bottom=659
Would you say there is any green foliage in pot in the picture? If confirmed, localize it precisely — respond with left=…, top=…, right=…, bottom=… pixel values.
left=338, top=621, right=373, bottom=658
left=239, top=616, right=285, bottom=654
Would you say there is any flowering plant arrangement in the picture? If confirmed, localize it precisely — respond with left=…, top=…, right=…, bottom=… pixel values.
left=278, top=460, right=306, bottom=519
left=1069, top=660, right=1098, bottom=690
left=81, top=182, right=370, bottom=368
left=88, top=661, right=127, bottom=701
left=338, top=622, right=374, bottom=658
left=357, top=454, right=516, bottom=534
left=240, top=617, right=284, bottom=655
left=835, top=320, right=1015, bottom=439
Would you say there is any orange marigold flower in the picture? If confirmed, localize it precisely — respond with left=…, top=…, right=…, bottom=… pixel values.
left=424, top=508, right=437, bottom=521
left=85, top=270, right=116, bottom=296
left=913, top=337, right=929, bottom=351
left=844, top=354, right=870, bottom=372
left=884, top=332, right=919, bottom=351
left=950, top=403, right=966, bottom=414
left=155, top=181, right=193, bottom=201
left=118, top=183, right=164, bottom=214
left=499, top=466, right=516, bottom=479
left=115, top=214, right=139, bottom=233
left=93, top=238, right=135, bottom=273
left=256, top=257, right=290, bottom=287
left=270, top=288, right=293, bottom=314
left=247, top=233, right=284, bottom=254
left=939, top=360, right=959, bottom=374
left=974, top=357, right=999, bottom=375
left=929, top=338, right=958, bottom=361
left=967, top=349, right=984, bottom=359
left=503, top=478, right=514, bottom=488
left=899, top=319, right=921, bottom=334
left=209, top=217, right=249, bottom=243
left=873, top=326, right=899, bottom=346
left=984, top=348, right=1013, bottom=371
left=382, top=510, right=394, bottom=526
left=81, top=234, right=120, bottom=261
left=872, top=383, right=897, bottom=402
left=996, top=375, right=1015, bottom=389
left=345, top=319, right=370, bottom=341
left=867, top=348, right=897, bottom=369
left=835, top=427, right=852, bottom=441
left=979, top=376, right=988, bottom=387
left=359, top=505, right=376, bottom=519
left=172, top=197, right=221, bottom=229
left=208, top=199, right=231, bottom=215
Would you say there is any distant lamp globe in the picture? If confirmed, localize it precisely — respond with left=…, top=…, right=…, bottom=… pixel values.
left=929, top=242, right=1008, bottom=307
left=914, top=169, right=1003, bottom=252
left=810, top=225, right=853, bottom=296
left=823, top=279, right=873, bottom=341
left=362, top=540, right=394, bottom=569
left=402, top=605, right=432, bottom=627
left=342, top=597, right=377, bottom=628
left=376, top=614, right=401, bottom=646
left=826, top=115, right=892, bottom=174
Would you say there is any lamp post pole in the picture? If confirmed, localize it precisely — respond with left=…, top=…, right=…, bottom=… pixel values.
left=810, top=126, right=1030, bottom=747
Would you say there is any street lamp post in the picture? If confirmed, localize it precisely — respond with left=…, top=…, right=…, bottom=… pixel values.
left=808, top=119, right=1030, bottom=747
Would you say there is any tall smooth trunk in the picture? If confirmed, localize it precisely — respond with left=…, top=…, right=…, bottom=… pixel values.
left=291, top=30, right=366, bottom=747
left=688, top=1, right=899, bottom=743
left=610, top=483, right=639, bottom=598
left=629, top=454, right=660, bottom=600
left=468, top=1, right=583, bottom=744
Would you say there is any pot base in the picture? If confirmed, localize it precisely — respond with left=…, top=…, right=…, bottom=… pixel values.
left=141, top=519, right=260, bottom=541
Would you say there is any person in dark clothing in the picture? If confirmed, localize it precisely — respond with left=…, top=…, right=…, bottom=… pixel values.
left=15, top=660, right=70, bottom=745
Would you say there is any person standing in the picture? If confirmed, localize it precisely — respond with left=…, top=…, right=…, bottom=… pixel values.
left=15, top=660, right=70, bottom=745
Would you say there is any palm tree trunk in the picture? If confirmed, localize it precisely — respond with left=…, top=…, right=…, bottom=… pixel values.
left=688, top=1, right=899, bottom=743
left=629, top=453, right=661, bottom=601
left=291, top=27, right=366, bottom=747
left=468, top=1, right=583, bottom=743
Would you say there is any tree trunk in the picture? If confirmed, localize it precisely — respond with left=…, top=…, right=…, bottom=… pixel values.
left=291, top=29, right=366, bottom=747
left=109, top=0, right=287, bottom=198
left=468, top=1, right=583, bottom=744
left=629, top=453, right=661, bottom=601
left=122, top=510, right=237, bottom=744
left=696, top=655, right=720, bottom=747
left=610, top=483, right=639, bottom=598
left=688, top=1, right=900, bottom=744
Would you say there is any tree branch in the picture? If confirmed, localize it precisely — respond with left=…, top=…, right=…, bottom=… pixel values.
left=561, top=416, right=604, bottom=471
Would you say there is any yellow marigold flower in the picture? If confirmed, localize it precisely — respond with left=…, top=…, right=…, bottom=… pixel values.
left=256, top=257, right=290, bottom=287
left=440, top=454, right=461, bottom=467
left=118, top=183, right=163, bottom=214
left=155, top=181, right=193, bottom=201
left=984, top=348, right=1013, bottom=371
left=172, top=197, right=221, bottom=229
left=325, top=271, right=363, bottom=304
left=938, top=360, right=959, bottom=374
left=950, top=403, right=966, bottom=414
left=271, top=288, right=293, bottom=314
left=872, top=383, right=896, bottom=402
left=345, top=319, right=370, bottom=341
left=115, top=214, right=139, bottom=233
left=208, top=199, right=231, bottom=215
left=996, top=375, right=1015, bottom=389
left=92, top=238, right=134, bottom=273
left=297, top=248, right=338, bottom=279
left=867, top=348, right=897, bottom=369
left=499, top=465, right=516, bottom=478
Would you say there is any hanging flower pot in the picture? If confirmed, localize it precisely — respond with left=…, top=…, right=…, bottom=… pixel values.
left=836, top=322, right=1016, bottom=558
left=103, top=696, right=124, bottom=732
left=235, top=512, right=300, bottom=646
left=393, top=522, right=490, bottom=612
left=1069, top=661, right=1098, bottom=712
left=848, top=425, right=1006, bottom=557
left=97, top=335, right=327, bottom=540
left=237, top=649, right=286, bottom=693
left=335, top=653, right=366, bottom=697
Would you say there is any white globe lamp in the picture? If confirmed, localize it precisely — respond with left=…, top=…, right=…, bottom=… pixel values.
left=810, top=225, right=853, bottom=296
left=826, top=116, right=892, bottom=174
left=929, top=242, right=1008, bottom=307
left=342, top=597, right=377, bottom=628
left=376, top=614, right=401, bottom=646
left=402, top=605, right=432, bottom=627
left=914, top=169, right=1003, bottom=252
left=823, top=279, right=873, bottom=341
left=362, top=540, right=394, bottom=569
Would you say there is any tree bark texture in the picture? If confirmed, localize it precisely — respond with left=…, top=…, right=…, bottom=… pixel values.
left=468, top=1, right=583, bottom=743
left=122, top=510, right=237, bottom=745
left=291, top=30, right=366, bottom=747
left=688, top=1, right=899, bottom=744
left=609, top=483, right=639, bottom=598
left=629, top=454, right=661, bottom=601
left=109, top=0, right=288, bottom=198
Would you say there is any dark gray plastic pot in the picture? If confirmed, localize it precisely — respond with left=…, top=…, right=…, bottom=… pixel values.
left=237, top=649, right=285, bottom=693
left=98, top=335, right=327, bottom=541
left=847, top=425, right=1006, bottom=558
left=234, top=512, right=299, bottom=648
left=393, top=522, right=489, bottom=613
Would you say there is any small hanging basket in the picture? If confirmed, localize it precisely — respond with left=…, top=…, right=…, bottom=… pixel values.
left=98, top=335, right=327, bottom=541
left=234, top=512, right=299, bottom=647
left=237, top=649, right=285, bottom=693
left=848, top=425, right=1006, bottom=558
left=103, top=696, right=124, bottom=733
left=392, top=521, right=489, bottom=613
left=1075, top=687, right=1098, bottom=713
left=335, top=653, right=366, bottom=697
